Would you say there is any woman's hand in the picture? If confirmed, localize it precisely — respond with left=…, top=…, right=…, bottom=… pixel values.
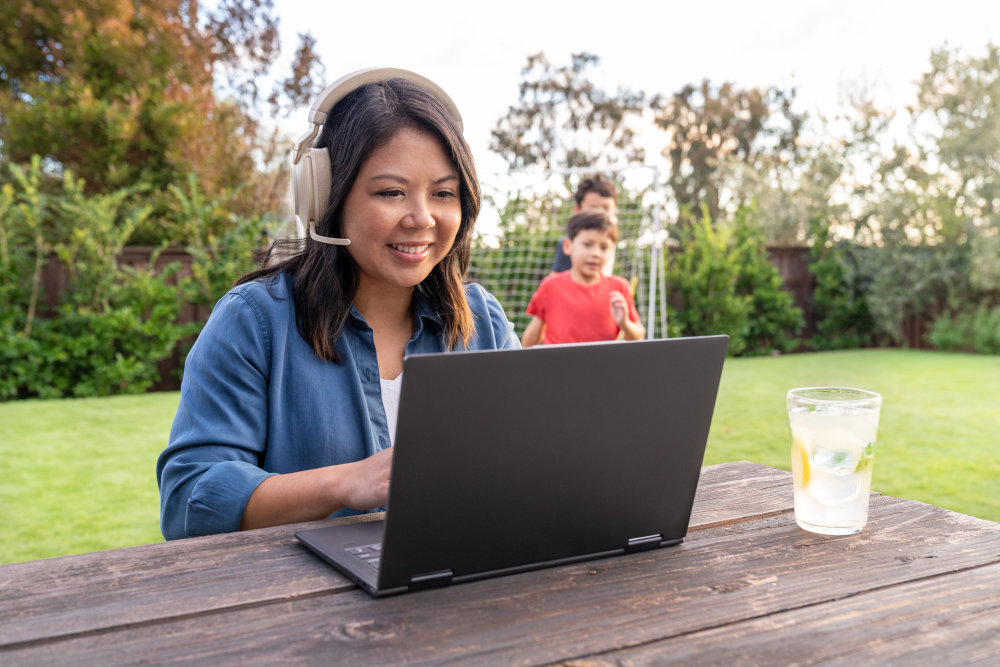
left=338, top=447, right=394, bottom=510
left=240, top=447, right=394, bottom=530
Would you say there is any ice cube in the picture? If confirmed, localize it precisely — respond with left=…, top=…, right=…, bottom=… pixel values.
left=811, top=444, right=861, bottom=475
left=809, top=469, right=861, bottom=505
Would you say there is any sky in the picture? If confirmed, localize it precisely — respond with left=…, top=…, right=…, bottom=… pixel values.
left=271, top=0, right=999, bottom=175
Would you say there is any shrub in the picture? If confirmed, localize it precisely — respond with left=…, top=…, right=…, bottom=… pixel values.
left=667, top=206, right=802, bottom=356
left=928, top=304, right=1000, bottom=354
left=0, top=158, right=191, bottom=400
left=667, top=215, right=752, bottom=355
left=864, top=244, right=967, bottom=346
left=732, top=207, right=803, bottom=354
left=928, top=310, right=975, bottom=352
left=972, top=305, right=1000, bottom=354
left=807, top=219, right=876, bottom=350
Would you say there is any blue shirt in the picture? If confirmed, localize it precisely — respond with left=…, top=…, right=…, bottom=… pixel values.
left=157, top=272, right=519, bottom=540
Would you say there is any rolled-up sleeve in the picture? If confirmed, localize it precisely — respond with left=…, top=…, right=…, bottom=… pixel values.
left=157, top=291, right=277, bottom=540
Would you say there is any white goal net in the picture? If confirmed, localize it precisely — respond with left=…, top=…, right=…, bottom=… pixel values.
left=469, top=166, right=667, bottom=340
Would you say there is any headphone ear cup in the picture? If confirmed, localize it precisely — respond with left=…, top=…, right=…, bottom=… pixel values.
left=307, top=148, right=332, bottom=227
left=292, top=147, right=332, bottom=230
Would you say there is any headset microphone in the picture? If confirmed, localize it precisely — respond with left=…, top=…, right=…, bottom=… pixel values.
left=290, top=67, right=464, bottom=246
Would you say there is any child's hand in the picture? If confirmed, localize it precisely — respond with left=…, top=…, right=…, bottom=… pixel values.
left=609, top=291, right=628, bottom=326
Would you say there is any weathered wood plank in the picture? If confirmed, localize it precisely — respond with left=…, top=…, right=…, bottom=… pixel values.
left=0, top=514, right=378, bottom=646
left=0, top=462, right=781, bottom=648
left=3, top=494, right=997, bottom=665
left=690, top=460, right=792, bottom=530
left=602, top=561, right=1000, bottom=665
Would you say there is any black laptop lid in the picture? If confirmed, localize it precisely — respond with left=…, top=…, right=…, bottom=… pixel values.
left=377, top=335, right=728, bottom=591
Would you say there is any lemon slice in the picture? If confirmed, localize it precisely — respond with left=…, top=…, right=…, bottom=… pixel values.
left=792, top=438, right=811, bottom=489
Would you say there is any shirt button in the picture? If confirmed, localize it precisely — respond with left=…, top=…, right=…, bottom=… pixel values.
left=366, top=368, right=373, bottom=382
left=379, top=436, right=388, bottom=449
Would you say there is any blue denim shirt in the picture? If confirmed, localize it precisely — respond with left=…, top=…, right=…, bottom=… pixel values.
left=157, top=272, right=519, bottom=540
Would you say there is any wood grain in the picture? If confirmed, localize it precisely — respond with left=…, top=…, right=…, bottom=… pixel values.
left=0, top=462, right=784, bottom=649
left=3, top=469, right=998, bottom=665
left=0, top=513, right=379, bottom=646
left=604, top=561, right=1000, bottom=665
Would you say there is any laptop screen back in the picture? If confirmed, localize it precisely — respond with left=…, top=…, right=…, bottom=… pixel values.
left=377, top=335, right=728, bottom=591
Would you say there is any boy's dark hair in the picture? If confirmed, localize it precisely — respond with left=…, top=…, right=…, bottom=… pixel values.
left=566, top=209, right=618, bottom=243
left=574, top=173, right=617, bottom=207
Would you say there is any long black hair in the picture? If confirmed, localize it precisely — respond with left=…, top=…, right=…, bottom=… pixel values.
left=239, top=77, right=482, bottom=362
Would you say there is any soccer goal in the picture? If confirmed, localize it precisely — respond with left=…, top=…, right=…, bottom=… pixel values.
left=470, top=166, right=667, bottom=340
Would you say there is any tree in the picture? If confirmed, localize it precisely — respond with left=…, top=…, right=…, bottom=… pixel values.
left=651, top=80, right=806, bottom=226
left=490, top=53, right=807, bottom=236
left=912, top=42, right=1000, bottom=292
left=0, top=0, right=324, bottom=229
left=490, top=52, right=647, bottom=170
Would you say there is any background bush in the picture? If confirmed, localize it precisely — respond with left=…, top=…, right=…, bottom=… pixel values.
left=929, top=304, right=1000, bottom=354
left=666, top=206, right=802, bottom=356
left=0, top=158, right=268, bottom=400
left=807, top=219, right=877, bottom=350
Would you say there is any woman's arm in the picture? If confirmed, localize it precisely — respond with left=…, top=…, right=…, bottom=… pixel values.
left=159, top=283, right=392, bottom=540
left=239, top=449, right=392, bottom=530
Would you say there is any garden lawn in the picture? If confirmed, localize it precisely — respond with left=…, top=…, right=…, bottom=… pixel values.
left=706, top=348, right=1000, bottom=523
left=1, top=349, right=997, bottom=565
left=1, top=392, right=179, bottom=564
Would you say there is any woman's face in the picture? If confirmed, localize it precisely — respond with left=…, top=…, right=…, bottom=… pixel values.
left=341, top=126, right=462, bottom=294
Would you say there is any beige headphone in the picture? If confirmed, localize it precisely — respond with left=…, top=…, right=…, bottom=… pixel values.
left=290, top=67, right=465, bottom=246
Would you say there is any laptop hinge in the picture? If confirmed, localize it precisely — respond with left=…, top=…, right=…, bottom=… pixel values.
left=626, top=534, right=663, bottom=554
left=409, top=569, right=454, bottom=591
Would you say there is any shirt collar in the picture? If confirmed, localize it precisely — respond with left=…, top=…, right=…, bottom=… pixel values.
left=347, top=293, right=444, bottom=334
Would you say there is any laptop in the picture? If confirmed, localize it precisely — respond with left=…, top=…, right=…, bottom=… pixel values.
left=295, top=334, right=728, bottom=597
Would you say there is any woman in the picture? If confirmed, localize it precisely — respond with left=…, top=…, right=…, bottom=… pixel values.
left=157, top=69, right=519, bottom=540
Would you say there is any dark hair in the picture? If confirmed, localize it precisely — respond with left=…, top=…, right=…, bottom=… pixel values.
left=239, top=77, right=481, bottom=362
left=574, top=173, right=617, bottom=207
left=566, top=209, right=618, bottom=242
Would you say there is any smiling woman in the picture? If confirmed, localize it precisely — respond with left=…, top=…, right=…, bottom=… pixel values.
left=340, top=127, right=464, bottom=381
left=155, top=69, right=520, bottom=542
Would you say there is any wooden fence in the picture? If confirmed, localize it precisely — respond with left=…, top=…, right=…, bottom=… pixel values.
left=766, top=246, right=817, bottom=339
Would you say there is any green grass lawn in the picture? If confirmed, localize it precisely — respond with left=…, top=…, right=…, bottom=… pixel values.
left=706, top=349, right=1000, bottom=523
left=2, top=349, right=998, bottom=565
left=1, top=392, right=180, bottom=565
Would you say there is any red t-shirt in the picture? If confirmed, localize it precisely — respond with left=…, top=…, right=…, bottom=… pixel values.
left=526, top=272, right=640, bottom=344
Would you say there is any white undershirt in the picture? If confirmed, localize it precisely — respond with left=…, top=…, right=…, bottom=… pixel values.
left=380, top=373, right=403, bottom=447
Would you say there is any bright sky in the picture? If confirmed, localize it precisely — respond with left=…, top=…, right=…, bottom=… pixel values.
left=274, top=0, right=999, bottom=175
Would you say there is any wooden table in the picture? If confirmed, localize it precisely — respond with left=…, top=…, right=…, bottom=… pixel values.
left=3, top=461, right=999, bottom=664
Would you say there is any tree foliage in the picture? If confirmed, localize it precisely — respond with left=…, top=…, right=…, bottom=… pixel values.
left=491, top=52, right=809, bottom=242
left=666, top=206, right=802, bottom=356
left=805, top=43, right=1000, bottom=346
left=0, top=0, right=323, bottom=230
left=0, top=156, right=264, bottom=400
left=915, top=43, right=1000, bottom=226
left=652, top=80, right=806, bottom=225
left=490, top=52, right=647, bottom=170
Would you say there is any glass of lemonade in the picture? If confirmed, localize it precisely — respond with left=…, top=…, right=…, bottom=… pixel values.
left=787, top=387, right=882, bottom=535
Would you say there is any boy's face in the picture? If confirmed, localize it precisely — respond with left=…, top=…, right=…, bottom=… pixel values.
left=563, top=228, right=615, bottom=283
left=575, top=191, right=618, bottom=223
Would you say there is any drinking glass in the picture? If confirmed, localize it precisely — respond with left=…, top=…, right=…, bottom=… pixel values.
left=787, top=387, right=882, bottom=535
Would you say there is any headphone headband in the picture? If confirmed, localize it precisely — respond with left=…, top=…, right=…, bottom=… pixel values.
left=292, top=67, right=464, bottom=163
left=290, top=68, right=464, bottom=245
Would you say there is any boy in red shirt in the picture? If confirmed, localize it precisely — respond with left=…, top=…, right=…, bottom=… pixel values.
left=522, top=209, right=645, bottom=346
